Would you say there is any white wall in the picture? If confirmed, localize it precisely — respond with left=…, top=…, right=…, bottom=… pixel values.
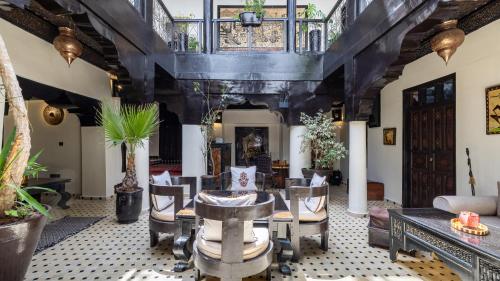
left=367, top=19, right=500, bottom=204
left=163, top=0, right=338, bottom=18
left=221, top=109, right=288, bottom=165
left=0, top=18, right=119, bottom=197
left=4, top=100, right=82, bottom=194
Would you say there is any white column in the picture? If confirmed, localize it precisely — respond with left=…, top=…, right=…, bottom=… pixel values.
left=289, top=125, right=311, bottom=178
left=135, top=139, right=150, bottom=211
left=182, top=125, right=205, bottom=190
left=348, top=121, right=368, bottom=216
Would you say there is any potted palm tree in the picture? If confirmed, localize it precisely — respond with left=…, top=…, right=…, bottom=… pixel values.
left=300, top=110, right=347, bottom=180
left=0, top=34, right=51, bottom=281
left=98, top=102, right=159, bottom=224
left=239, top=0, right=265, bottom=27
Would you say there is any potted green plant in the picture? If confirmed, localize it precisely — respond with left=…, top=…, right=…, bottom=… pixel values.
left=0, top=35, right=52, bottom=281
left=302, top=3, right=325, bottom=52
left=98, top=102, right=159, bottom=223
left=175, top=13, right=199, bottom=52
left=300, top=110, right=347, bottom=180
left=239, top=0, right=265, bottom=27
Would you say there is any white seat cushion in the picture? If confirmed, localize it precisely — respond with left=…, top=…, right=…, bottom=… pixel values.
left=151, top=203, right=175, bottom=221
left=151, top=171, right=174, bottom=211
left=197, top=227, right=269, bottom=260
left=285, top=199, right=327, bottom=222
left=151, top=171, right=172, bottom=185
left=198, top=191, right=257, bottom=242
left=231, top=166, right=257, bottom=190
left=304, top=173, right=327, bottom=213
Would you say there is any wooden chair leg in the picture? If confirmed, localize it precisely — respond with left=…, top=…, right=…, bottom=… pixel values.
left=150, top=230, right=159, bottom=247
left=321, top=230, right=329, bottom=251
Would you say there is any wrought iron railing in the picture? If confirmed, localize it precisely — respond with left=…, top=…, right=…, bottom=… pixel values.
left=325, top=0, right=347, bottom=47
left=172, top=19, right=204, bottom=53
left=127, top=0, right=146, bottom=19
left=213, top=18, right=288, bottom=53
left=152, top=0, right=174, bottom=44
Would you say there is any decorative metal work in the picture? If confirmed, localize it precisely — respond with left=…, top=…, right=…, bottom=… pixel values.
left=327, top=0, right=346, bottom=46
left=153, top=0, right=172, bottom=43
left=479, top=258, right=500, bottom=281
left=406, top=225, right=473, bottom=265
left=391, top=217, right=403, bottom=240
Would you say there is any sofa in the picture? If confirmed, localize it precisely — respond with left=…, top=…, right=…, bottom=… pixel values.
left=433, top=182, right=500, bottom=229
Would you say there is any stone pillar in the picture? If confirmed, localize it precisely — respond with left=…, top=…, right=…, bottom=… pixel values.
left=135, top=139, right=150, bottom=211
left=182, top=125, right=205, bottom=190
left=348, top=121, right=368, bottom=216
left=289, top=125, right=310, bottom=178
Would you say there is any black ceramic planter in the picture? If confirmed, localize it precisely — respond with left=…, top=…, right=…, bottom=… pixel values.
left=0, top=209, right=49, bottom=281
left=177, top=32, right=188, bottom=52
left=239, top=11, right=262, bottom=27
left=309, top=29, right=322, bottom=52
left=115, top=186, right=143, bottom=224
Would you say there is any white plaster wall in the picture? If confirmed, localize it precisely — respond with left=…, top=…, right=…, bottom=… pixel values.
left=0, top=18, right=118, bottom=197
left=81, top=127, right=106, bottom=197
left=367, top=19, right=500, bottom=204
left=135, top=140, right=150, bottom=211
left=4, top=100, right=82, bottom=194
left=221, top=109, right=288, bottom=165
left=163, top=0, right=338, bottom=18
left=182, top=125, right=205, bottom=189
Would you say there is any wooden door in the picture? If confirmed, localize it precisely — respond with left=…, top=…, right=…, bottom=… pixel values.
left=403, top=74, right=456, bottom=208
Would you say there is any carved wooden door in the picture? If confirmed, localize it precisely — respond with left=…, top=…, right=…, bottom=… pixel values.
left=404, top=75, right=456, bottom=207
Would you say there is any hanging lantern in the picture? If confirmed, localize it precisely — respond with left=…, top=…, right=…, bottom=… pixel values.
left=430, top=20, right=465, bottom=65
left=43, top=105, right=65, bottom=125
left=53, top=27, right=83, bottom=66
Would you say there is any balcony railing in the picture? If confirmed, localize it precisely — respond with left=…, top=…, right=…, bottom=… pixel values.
left=213, top=18, right=288, bottom=53
left=149, top=0, right=347, bottom=54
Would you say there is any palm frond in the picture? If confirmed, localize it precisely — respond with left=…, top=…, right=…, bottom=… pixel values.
left=97, top=102, right=126, bottom=146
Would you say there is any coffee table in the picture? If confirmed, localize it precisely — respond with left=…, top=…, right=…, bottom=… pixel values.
left=173, top=191, right=294, bottom=273
left=389, top=208, right=500, bottom=281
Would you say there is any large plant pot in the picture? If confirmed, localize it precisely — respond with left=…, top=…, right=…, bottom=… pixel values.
left=239, top=11, right=262, bottom=27
left=115, top=186, right=143, bottom=224
left=0, top=210, right=48, bottom=281
left=177, top=32, right=188, bottom=52
left=302, top=168, right=334, bottom=182
left=309, top=29, right=322, bottom=52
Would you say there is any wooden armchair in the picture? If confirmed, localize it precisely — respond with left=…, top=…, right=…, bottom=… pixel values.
left=285, top=178, right=329, bottom=260
left=149, top=176, right=196, bottom=247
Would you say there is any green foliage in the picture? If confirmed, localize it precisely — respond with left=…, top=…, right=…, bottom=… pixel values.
left=97, top=102, right=159, bottom=155
left=300, top=110, right=347, bottom=169
left=0, top=128, right=52, bottom=218
left=244, top=0, right=266, bottom=19
left=300, top=3, right=325, bottom=32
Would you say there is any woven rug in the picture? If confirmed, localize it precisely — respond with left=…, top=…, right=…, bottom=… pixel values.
left=35, top=216, right=105, bottom=254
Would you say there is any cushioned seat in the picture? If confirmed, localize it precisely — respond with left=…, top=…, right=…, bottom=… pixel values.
left=197, top=227, right=270, bottom=260
left=284, top=200, right=327, bottom=222
left=433, top=196, right=497, bottom=215
left=151, top=204, right=175, bottom=221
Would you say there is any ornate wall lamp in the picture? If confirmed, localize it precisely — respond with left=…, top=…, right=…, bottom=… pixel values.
left=431, top=20, right=465, bottom=65
left=53, top=26, right=83, bottom=66
left=43, top=105, right=65, bottom=125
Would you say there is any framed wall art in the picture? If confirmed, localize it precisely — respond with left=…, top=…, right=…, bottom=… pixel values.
left=383, top=128, right=396, bottom=145
left=486, top=85, right=500, bottom=135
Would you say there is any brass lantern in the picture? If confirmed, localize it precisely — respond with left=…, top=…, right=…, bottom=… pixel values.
left=43, top=105, right=65, bottom=125
left=430, top=20, right=465, bottom=65
left=53, top=27, right=83, bottom=66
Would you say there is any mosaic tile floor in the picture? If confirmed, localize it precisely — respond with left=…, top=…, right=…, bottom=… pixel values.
left=26, top=186, right=460, bottom=281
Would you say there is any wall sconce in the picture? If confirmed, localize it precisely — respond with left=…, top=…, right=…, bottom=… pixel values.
left=53, top=26, right=83, bottom=66
left=332, top=107, right=343, bottom=122
left=214, top=111, right=223, bottom=123
left=43, top=105, right=65, bottom=125
left=431, top=20, right=465, bottom=65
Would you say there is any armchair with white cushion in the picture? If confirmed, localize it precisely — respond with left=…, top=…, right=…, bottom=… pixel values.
left=149, top=171, right=197, bottom=247
left=433, top=182, right=500, bottom=229
left=284, top=176, right=329, bottom=260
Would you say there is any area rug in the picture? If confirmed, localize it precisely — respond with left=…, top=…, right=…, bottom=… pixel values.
left=35, top=216, right=105, bottom=254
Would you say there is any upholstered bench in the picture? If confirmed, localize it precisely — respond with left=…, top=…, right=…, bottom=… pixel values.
left=368, top=207, right=390, bottom=249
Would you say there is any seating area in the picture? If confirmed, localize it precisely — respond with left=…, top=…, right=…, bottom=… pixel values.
left=0, top=0, right=499, bottom=281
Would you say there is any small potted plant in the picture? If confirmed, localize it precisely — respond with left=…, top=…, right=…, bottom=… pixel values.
left=98, top=102, right=159, bottom=224
left=0, top=34, right=52, bottom=281
left=300, top=110, right=347, bottom=180
left=239, top=0, right=265, bottom=27
left=302, top=3, right=325, bottom=52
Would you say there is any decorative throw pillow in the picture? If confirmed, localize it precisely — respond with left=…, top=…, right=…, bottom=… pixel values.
left=199, top=191, right=257, bottom=243
left=231, top=166, right=257, bottom=190
left=151, top=171, right=174, bottom=211
left=304, top=173, right=327, bottom=213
